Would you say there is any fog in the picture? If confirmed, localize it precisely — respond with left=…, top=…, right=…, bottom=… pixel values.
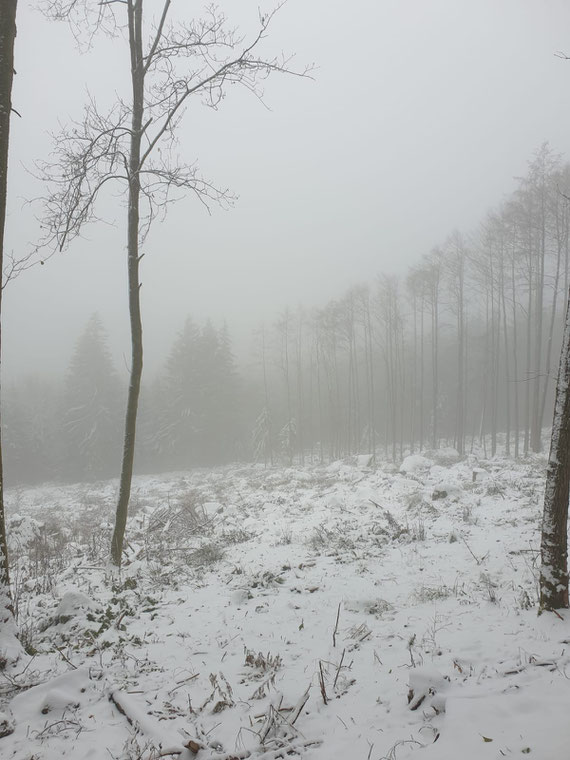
left=4, top=0, right=570, bottom=380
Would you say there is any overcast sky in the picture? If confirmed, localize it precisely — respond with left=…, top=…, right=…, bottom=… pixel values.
left=5, top=0, right=570, bottom=381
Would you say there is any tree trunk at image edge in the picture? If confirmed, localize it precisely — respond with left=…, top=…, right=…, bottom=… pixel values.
left=0, top=0, right=19, bottom=657
left=110, top=0, right=144, bottom=566
left=540, top=290, right=570, bottom=611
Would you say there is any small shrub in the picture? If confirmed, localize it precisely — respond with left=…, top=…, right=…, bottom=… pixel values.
left=410, top=520, right=426, bottom=541
left=220, top=528, right=253, bottom=545
left=188, top=543, right=224, bottom=568
left=277, top=529, right=293, bottom=545
left=413, top=585, right=452, bottom=603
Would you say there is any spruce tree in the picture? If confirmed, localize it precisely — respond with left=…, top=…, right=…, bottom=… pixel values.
left=62, top=314, right=122, bottom=480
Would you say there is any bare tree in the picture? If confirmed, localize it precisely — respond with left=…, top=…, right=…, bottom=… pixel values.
left=41, top=0, right=311, bottom=565
left=0, top=0, right=20, bottom=662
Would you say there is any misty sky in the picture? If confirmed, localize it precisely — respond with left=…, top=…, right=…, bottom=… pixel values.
left=5, top=0, right=570, bottom=381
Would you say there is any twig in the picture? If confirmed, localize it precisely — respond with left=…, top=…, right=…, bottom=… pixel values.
left=289, top=687, right=310, bottom=725
left=167, top=673, right=199, bottom=696
left=318, top=661, right=328, bottom=705
left=333, top=649, right=346, bottom=689
left=332, top=602, right=341, bottom=647
left=461, top=536, right=482, bottom=565
left=54, top=645, right=78, bottom=670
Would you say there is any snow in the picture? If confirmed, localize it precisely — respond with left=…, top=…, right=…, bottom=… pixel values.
left=399, top=455, right=433, bottom=474
left=0, top=455, right=569, bottom=760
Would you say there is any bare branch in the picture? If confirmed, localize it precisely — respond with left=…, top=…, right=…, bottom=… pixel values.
left=143, top=0, right=172, bottom=74
left=38, top=1, right=313, bottom=252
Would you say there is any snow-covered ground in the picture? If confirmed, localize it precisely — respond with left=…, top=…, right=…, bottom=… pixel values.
left=1, top=451, right=569, bottom=760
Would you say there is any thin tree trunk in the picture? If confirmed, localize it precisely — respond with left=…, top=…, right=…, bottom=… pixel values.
left=524, top=256, right=533, bottom=455
left=261, top=328, right=274, bottom=466
left=511, top=248, right=520, bottom=458
left=419, top=290, right=425, bottom=451
left=500, top=250, right=511, bottom=456
left=531, top=194, right=546, bottom=452
left=455, top=253, right=465, bottom=455
left=366, top=297, right=376, bottom=459
left=410, top=290, right=417, bottom=454
left=316, top=337, right=324, bottom=463
left=111, top=0, right=145, bottom=566
left=432, top=290, right=438, bottom=449
left=538, top=211, right=563, bottom=439
left=0, top=1, right=18, bottom=656
left=296, top=314, right=304, bottom=465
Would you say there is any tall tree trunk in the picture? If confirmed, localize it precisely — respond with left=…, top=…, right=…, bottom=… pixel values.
left=538, top=207, right=563, bottom=441
left=455, top=251, right=465, bottom=455
left=431, top=281, right=439, bottom=449
left=0, top=0, right=20, bottom=661
left=295, top=313, right=305, bottom=465
left=540, top=288, right=570, bottom=610
left=261, top=327, right=274, bottom=466
left=531, top=192, right=546, bottom=452
left=524, top=254, right=533, bottom=455
left=111, top=0, right=145, bottom=566
left=410, top=290, right=417, bottom=454
left=511, top=248, right=520, bottom=458
left=315, top=337, right=324, bottom=464
left=419, top=290, right=425, bottom=451
left=500, top=248, right=511, bottom=456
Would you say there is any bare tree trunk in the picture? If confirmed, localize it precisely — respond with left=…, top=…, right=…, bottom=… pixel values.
left=538, top=203, right=564, bottom=440
left=295, top=311, right=305, bottom=465
left=410, top=289, right=417, bottom=454
left=500, top=252, right=511, bottom=456
left=540, top=289, right=570, bottom=610
left=111, top=0, right=144, bottom=566
left=479, top=289, right=490, bottom=456
left=397, top=318, right=405, bottom=460
left=315, top=336, right=324, bottom=464
left=531, top=193, right=546, bottom=452
left=524, top=255, right=533, bottom=455
left=261, top=327, right=274, bottom=466
left=511, top=247, right=520, bottom=458
left=419, top=289, right=425, bottom=451
left=455, top=247, right=466, bottom=455
left=0, top=0, right=19, bottom=658
left=431, top=280, right=439, bottom=450
left=366, top=294, right=376, bottom=460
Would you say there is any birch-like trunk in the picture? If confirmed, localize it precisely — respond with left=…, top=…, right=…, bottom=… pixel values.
left=540, top=289, right=570, bottom=610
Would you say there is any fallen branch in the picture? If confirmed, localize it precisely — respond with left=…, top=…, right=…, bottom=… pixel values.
left=108, top=685, right=188, bottom=756
left=193, top=739, right=323, bottom=760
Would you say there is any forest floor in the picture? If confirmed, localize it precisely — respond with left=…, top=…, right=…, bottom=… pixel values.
left=1, top=450, right=569, bottom=760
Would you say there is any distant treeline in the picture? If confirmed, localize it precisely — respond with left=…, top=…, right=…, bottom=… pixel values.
left=3, top=315, right=243, bottom=485
left=4, top=143, right=568, bottom=484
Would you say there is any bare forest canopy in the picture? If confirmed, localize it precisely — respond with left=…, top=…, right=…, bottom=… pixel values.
left=4, top=143, right=567, bottom=486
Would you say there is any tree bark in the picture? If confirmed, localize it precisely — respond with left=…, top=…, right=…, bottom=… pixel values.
left=110, top=0, right=144, bottom=566
left=540, top=288, right=570, bottom=610
left=0, top=0, right=19, bottom=657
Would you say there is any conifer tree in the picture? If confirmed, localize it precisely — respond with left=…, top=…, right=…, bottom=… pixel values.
left=62, top=314, right=122, bottom=480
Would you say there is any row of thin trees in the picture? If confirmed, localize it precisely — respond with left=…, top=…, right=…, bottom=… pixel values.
left=5, top=145, right=569, bottom=482
left=252, top=145, right=570, bottom=465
